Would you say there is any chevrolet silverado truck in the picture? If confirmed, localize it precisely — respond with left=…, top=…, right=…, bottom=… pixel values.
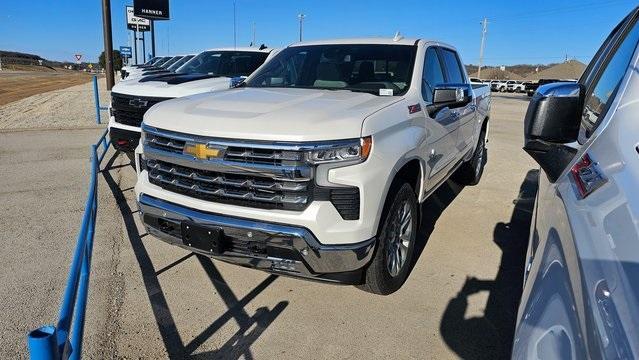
left=108, top=47, right=273, bottom=152
left=121, top=56, right=171, bottom=80
left=121, top=56, right=161, bottom=79
left=124, top=54, right=195, bottom=81
left=134, top=37, right=491, bottom=294
left=122, top=55, right=186, bottom=80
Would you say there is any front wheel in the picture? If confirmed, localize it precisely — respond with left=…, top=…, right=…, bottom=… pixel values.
left=360, top=182, right=418, bottom=295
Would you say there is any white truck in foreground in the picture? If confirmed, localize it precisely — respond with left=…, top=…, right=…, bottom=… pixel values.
left=108, top=47, right=272, bottom=152
left=134, top=37, right=491, bottom=294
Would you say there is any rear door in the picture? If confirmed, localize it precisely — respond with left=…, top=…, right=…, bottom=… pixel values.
left=438, top=47, right=476, bottom=156
left=419, top=46, right=460, bottom=185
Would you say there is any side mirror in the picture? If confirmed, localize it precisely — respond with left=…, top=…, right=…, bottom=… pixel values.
left=229, top=76, right=247, bottom=88
left=427, top=84, right=472, bottom=116
left=523, top=82, right=583, bottom=182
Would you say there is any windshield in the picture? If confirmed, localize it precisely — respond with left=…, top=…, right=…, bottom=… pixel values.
left=167, top=55, right=194, bottom=71
left=152, top=57, right=172, bottom=67
left=159, top=56, right=183, bottom=69
left=246, top=44, right=416, bottom=96
left=176, top=51, right=269, bottom=76
left=144, top=57, right=159, bottom=65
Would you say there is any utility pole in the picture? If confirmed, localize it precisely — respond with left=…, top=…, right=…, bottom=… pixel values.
left=252, top=22, right=256, bottom=46
left=298, top=13, right=306, bottom=42
left=142, top=31, right=146, bottom=62
left=151, top=20, right=156, bottom=58
left=134, top=25, right=139, bottom=64
left=101, top=0, right=115, bottom=89
left=233, top=0, right=237, bottom=49
left=478, top=18, right=488, bottom=79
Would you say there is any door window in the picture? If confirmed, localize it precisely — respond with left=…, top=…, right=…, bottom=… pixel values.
left=580, top=17, right=639, bottom=139
left=440, top=49, right=465, bottom=83
left=421, top=47, right=445, bottom=103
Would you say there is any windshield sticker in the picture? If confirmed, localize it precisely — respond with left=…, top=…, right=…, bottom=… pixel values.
left=379, top=88, right=394, bottom=96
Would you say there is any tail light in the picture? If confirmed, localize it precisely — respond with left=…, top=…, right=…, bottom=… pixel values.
left=570, top=153, right=607, bottom=199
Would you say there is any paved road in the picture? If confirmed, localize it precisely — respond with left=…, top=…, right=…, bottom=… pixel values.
left=0, top=93, right=537, bottom=359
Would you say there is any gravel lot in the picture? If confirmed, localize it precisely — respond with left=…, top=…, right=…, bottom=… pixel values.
left=0, top=91, right=537, bottom=359
left=0, top=76, right=110, bottom=130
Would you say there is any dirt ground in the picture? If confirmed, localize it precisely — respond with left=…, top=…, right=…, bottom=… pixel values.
left=0, top=75, right=110, bottom=129
left=0, top=90, right=538, bottom=359
left=0, top=68, right=95, bottom=106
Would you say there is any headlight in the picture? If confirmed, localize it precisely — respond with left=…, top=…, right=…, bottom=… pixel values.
left=306, top=136, right=372, bottom=164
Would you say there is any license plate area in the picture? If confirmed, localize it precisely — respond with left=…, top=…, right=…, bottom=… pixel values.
left=181, top=221, right=224, bottom=254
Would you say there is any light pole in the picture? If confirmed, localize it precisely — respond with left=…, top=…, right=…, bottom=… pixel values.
left=252, top=22, right=256, bottom=46
left=298, top=13, right=306, bottom=42
left=478, top=18, right=488, bottom=79
left=233, top=0, right=237, bottom=49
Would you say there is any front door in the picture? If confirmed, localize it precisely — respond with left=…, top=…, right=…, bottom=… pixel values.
left=438, top=47, right=476, bottom=156
left=419, top=46, right=460, bottom=187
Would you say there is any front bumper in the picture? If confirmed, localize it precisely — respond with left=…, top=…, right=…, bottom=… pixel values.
left=138, top=194, right=376, bottom=284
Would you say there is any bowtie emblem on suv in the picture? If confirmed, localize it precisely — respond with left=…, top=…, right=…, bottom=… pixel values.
left=184, top=143, right=226, bottom=160
left=128, top=98, right=148, bottom=108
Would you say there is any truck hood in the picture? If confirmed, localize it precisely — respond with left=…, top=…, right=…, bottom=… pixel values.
left=143, top=87, right=403, bottom=141
left=111, top=76, right=231, bottom=98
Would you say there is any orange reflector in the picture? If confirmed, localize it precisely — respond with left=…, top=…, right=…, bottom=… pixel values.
left=361, top=136, right=372, bottom=159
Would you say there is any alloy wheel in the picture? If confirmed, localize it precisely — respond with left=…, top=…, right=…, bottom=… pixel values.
left=385, top=201, right=413, bottom=277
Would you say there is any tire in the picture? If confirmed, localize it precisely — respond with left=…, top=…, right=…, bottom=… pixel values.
left=359, top=182, right=419, bottom=295
left=499, top=87, right=505, bottom=92
left=453, top=129, right=487, bottom=186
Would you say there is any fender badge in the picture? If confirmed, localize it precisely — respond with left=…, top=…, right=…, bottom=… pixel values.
left=408, top=104, right=421, bottom=114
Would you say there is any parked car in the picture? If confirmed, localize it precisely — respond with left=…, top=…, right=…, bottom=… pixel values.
left=524, top=78, right=561, bottom=96
left=506, top=80, right=525, bottom=93
left=120, top=56, right=162, bottom=79
left=469, top=77, right=484, bottom=83
left=122, top=55, right=184, bottom=80
left=134, top=37, right=491, bottom=295
left=491, top=80, right=507, bottom=92
left=513, top=6, right=639, bottom=358
left=121, top=56, right=172, bottom=80
left=123, top=54, right=196, bottom=81
left=108, top=47, right=273, bottom=152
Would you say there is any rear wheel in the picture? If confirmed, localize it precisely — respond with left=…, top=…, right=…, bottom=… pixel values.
left=360, top=182, right=418, bottom=295
left=453, top=129, right=487, bottom=186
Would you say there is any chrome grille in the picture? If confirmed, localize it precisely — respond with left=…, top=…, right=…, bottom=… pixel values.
left=142, top=125, right=361, bottom=218
left=145, top=131, right=305, bottom=165
left=143, top=125, right=314, bottom=211
left=147, top=159, right=310, bottom=210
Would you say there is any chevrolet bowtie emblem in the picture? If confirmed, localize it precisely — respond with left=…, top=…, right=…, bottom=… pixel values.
left=129, top=98, right=148, bottom=108
left=183, top=143, right=225, bottom=160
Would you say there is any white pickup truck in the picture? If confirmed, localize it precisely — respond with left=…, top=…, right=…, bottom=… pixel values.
left=108, top=47, right=272, bottom=152
left=122, top=54, right=195, bottom=82
left=134, top=37, right=491, bottom=294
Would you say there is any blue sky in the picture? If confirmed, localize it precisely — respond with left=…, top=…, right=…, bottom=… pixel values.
left=0, top=0, right=636, bottom=65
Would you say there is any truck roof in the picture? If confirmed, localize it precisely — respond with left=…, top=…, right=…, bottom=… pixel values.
left=202, top=47, right=272, bottom=53
left=288, top=37, right=456, bottom=51
left=291, top=37, right=420, bottom=46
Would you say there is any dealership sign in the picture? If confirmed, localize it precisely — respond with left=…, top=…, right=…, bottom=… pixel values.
left=120, top=46, right=132, bottom=58
left=126, top=6, right=150, bottom=31
left=134, top=0, right=170, bottom=20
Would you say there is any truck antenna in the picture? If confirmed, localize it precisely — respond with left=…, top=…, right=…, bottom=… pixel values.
left=393, top=31, right=403, bottom=42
